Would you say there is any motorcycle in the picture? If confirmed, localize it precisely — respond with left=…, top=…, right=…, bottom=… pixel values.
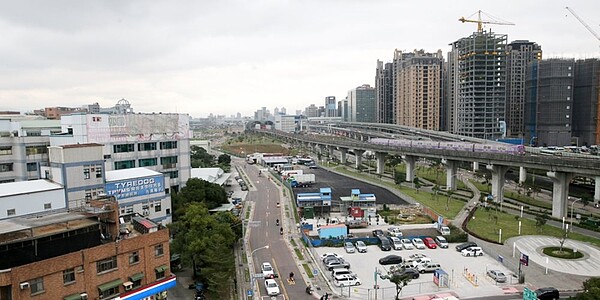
left=306, top=286, right=312, bottom=294
left=275, top=219, right=279, bottom=226
left=280, top=227, right=283, bottom=235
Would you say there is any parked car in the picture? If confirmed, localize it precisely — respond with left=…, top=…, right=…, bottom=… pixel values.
left=372, top=229, right=384, bottom=237
left=264, top=279, right=280, bottom=296
left=331, top=268, right=353, bottom=278
left=486, top=270, right=507, bottom=283
left=354, top=241, right=367, bottom=253
left=416, top=263, right=442, bottom=273
left=387, top=226, right=403, bottom=237
left=412, top=238, right=426, bottom=249
left=410, top=257, right=432, bottom=268
left=400, top=238, right=414, bottom=250
left=534, top=287, right=559, bottom=300
left=461, top=246, right=483, bottom=257
left=423, top=237, right=437, bottom=249
left=378, top=254, right=403, bottom=265
left=389, top=237, right=403, bottom=250
left=344, top=242, right=356, bottom=253
left=396, top=268, right=420, bottom=279
left=325, top=259, right=350, bottom=270
left=378, top=235, right=392, bottom=251
left=333, top=274, right=361, bottom=287
left=323, top=256, right=342, bottom=265
left=320, top=253, right=342, bottom=262
left=455, top=241, right=477, bottom=252
left=407, top=253, right=427, bottom=261
left=261, top=262, right=275, bottom=278
left=434, top=236, right=449, bottom=248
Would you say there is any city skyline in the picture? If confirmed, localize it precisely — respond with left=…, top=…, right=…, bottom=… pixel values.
left=1, top=1, right=599, bottom=118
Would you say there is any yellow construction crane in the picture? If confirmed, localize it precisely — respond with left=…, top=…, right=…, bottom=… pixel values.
left=565, top=6, right=600, bottom=44
left=459, top=10, right=515, bottom=33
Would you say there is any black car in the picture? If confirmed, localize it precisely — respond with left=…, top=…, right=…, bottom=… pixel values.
left=396, top=268, right=420, bottom=279
left=535, top=287, right=559, bottom=300
left=378, top=255, right=403, bottom=265
left=455, top=241, right=477, bottom=252
left=372, top=229, right=384, bottom=237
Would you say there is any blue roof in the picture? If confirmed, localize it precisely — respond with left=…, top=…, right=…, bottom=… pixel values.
left=320, top=187, right=332, bottom=193
left=351, top=189, right=360, bottom=195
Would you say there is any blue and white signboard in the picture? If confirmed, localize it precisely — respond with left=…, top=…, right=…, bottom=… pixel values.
left=105, top=175, right=164, bottom=200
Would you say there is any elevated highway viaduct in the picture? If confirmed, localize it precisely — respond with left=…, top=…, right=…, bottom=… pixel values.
left=256, top=129, right=600, bottom=219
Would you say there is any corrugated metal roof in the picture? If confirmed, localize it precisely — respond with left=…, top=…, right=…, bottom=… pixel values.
left=0, top=179, right=63, bottom=198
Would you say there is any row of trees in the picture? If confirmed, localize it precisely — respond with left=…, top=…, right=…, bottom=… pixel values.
left=191, top=145, right=231, bottom=172
left=170, top=178, right=242, bottom=298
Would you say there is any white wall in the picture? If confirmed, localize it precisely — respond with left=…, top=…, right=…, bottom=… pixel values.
left=0, top=189, right=66, bottom=220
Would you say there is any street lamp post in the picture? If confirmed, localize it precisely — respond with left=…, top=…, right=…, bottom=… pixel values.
left=570, top=197, right=581, bottom=232
left=250, top=245, right=270, bottom=297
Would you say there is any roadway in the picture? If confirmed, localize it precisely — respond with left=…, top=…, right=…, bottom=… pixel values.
left=240, top=159, right=314, bottom=299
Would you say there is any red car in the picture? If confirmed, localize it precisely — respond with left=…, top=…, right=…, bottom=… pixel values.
left=423, top=237, right=437, bottom=249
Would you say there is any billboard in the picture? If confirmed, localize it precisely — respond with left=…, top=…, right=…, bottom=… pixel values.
left=105, top=174, right=165, bottom=200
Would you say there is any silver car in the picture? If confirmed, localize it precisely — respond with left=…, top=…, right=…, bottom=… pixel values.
left=400, top=238, right=414, bottom=250
left=487, top=270, right=507, bottom=283
left=354, top=240, right=367, bottom=253
left=344, top=241, right=356, bottom=253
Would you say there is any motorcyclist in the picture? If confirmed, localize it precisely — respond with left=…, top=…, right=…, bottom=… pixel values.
left=276, top=218, right=279, bottom=226
left=280, top=227, right=283, bottom=235
left=305, top=285, right=312, bottom=294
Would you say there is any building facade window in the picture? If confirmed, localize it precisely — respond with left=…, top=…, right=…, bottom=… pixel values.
left=155, top=266, right=167, bottom=280
left=96, top=256, right=118, bottom=273
left=154, top=244, right=164, bottom=257
left=0, top=163, right=13, bottom=172
left=0, top=146, right=12, bottom=155
left=29, top=277, right=44, bottom=294
left=99, top=285, right=119, bottom=299
left=114, top=160, right=135, bottom=170
left=7, top=209, right=15, bottom=216
left=83, top=167, right=90, bottom=179
left=113, top=144, right=135, bottom=153
left=63, top=268, right=76, bottom=284
left=160, top=156, right=178, bottom=166
left=139, top=158, right=158, bottom=167
left=25, top=145, right=48, bottom=155
left=138, top=142, right=157, bottom=151
left=44, top=203, right=51, bottom=210
left=154, top=201, right=162, bottom=212
left=162, top=170, right=179, bottom=179
left=95, top=165, right=103, bottom=178
left=160, top=141, right=177, bottom=149
left=27, top=162, right=38, bottom=172
left=129, top=251, right=140, bottom=264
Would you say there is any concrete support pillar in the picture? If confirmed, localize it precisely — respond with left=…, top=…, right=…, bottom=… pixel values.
left=519, top=167, right=527, bottom=184
left=404, top=155, right=417, bottom=182
left=486, top=164, right=509, bottom=205
left=547, top=171, right=574, bottom=218
left=472, top=162, right=479, bottom=172
left=354, top=150, right=365, bottom=170
left=375, top=152, right=386, bottom=175
left=339, top=148, right=348, bottom=164
left=594, top=176, right=600, bottom=203
left=445, top=160, right=459, bottom=191
left=328, top=146, right=335, bottom=161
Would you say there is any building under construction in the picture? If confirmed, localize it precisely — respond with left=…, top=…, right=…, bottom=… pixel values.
left=572, top=59, right=600, bottom=146
left=447, top=29, right=508, bottom=139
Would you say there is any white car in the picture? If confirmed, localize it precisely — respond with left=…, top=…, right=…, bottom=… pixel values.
left=333, top=274, right=362, bottom=287
left=387, top=226, right=403, bottom=237
left=400, top=238, right=414, bottom=250
left=261, top=262, right=275, bottom=279
left=264, top=279, right=280, bottom=296
left=389, top=237, right=403, bottom=250
left=461, top=246, right=484, bottom=257
left=412, top=238, right=426, bottom=249
left=354, top=241, right=367, bottom=253
left=434, top=236, right=449, bottom=248
left=320, top=253, right=342, bottom=262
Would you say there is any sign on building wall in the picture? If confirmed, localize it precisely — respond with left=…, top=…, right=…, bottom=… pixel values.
left=105, top=175, right=165, bottom=200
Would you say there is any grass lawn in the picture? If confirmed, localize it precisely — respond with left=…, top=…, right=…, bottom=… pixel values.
left=467, top=208, right=600, bottom=247
left=398, top=185, right=465, bottom=219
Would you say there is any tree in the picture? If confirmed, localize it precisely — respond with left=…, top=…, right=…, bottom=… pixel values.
left=388, top=272, right=413, bottom=300
left=413, top=177, right=421, bottom=193
left=170, top=203, right=237, bottom=298
left=535, top=212, right=549, bottom=232
left=218, top=154, right=231, bottom=165
left=446, top=190, right=454, bottom=211
left=431, top=185, right=440, bottom=201
left=571, top=277, right=600, bottom=299
left=191, top=145, right=214, bottom=168
left=581, top=194, right=592, bottom=207
left=175, top=178, right=228, bottom=214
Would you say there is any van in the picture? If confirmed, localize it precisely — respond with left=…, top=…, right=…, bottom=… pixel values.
left=378, top=236, right=392, bottom=251
left=333, top=274, right=361, bottom=287
left=331, top=268, right=353, bottom=278
left=416, top=263, right=442, bottom=273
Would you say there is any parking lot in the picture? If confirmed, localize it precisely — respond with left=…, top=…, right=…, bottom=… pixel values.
left=313, top=242, right=516, bottom=300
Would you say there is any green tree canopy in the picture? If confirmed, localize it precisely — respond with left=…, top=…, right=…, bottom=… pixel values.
left=175, top=178, right=227, bottom=212
left=191, top=145, right=214, bottom=168
left=572, top=277, right=600, bottom=299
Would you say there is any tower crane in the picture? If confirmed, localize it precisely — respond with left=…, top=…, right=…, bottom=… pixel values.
left=565, top=6, right=600, bottom=43
left=459, top=10, right=515, bottom=33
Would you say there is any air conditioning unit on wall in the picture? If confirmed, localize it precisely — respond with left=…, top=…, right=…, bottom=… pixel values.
left=19, top=282, right=29, bottom=290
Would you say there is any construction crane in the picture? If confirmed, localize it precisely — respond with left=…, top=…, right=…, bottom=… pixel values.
left=459, top=10, right=515, bottom=33
left=565, top=6, right=600, bottom=43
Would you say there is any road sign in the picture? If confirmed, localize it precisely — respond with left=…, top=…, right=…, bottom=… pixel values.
left=313, top=269, right=318, bottom=276
left=523, top=287, right=536, bottom=300
left=247, top=289, right=253, bottom=296
left=520, top=253, right=529, bottom=266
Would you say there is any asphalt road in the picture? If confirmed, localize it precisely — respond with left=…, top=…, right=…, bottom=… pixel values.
left=243, top=162, right=314, bottom=299
left=291, top=165, right=410, bottom=205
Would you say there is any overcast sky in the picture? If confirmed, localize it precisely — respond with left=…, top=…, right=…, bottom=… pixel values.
left=1, top=1, right=599, bottom=118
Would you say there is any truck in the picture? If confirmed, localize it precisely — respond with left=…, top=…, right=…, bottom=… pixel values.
left=290, top=174, right=315, bottom=188
left=281, top=169, right=303, bottom=177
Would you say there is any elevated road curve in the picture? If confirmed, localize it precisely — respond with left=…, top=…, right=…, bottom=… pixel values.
left=255, top=129, right=600, bottom=219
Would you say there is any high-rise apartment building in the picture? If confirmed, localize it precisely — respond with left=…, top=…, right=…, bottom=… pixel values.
left=572, top=59, right=600, bottom=146
left=525, top=58, right=575, bottom=146
left=375, top=60, right=394, bottom=124
left=447, top=30, right=508, bottom=139
left=304, top=104, right=319, bottom=118
left=392, top=50, right=444, bottom=130
left=348, top=84, right=376, bottom=123
left=325, top=96, right=337, bottom=118
left=506, top=40, right=542, bottom=138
